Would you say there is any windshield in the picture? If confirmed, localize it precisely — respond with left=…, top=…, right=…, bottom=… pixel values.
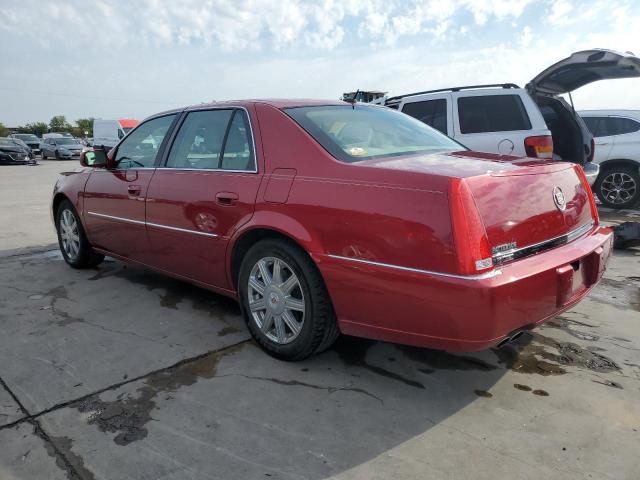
left=56, top=138, right=79, bottom=145
left=284, top=104, right=463, bottom=163
left=122, top=127, right=133, bottom=134
left=15, top=134, right=38, bottom=141
left=0, top=138, right=18, bottom=146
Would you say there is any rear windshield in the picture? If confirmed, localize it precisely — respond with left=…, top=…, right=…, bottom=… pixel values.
left=458, top=94, right=531, bottom=134
left=284, top=105, right=462, bottom=163
left=15, top=134, right=38, bottom=141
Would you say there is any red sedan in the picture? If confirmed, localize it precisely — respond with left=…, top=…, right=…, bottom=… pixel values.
left=52, top=100, right=613, bottom=360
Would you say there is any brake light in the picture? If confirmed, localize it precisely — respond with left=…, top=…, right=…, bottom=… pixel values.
left=524, top=135, right=554, bottom=159
left=587, top=138, right=595, bottom=163
left=449, top=178, right=493, bottom=275
left=574, top=165, right=599, bottom=223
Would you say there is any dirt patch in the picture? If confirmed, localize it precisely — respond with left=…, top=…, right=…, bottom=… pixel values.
left=588, top=277, right=640, bottom=312
left=514, top=383, right=532, bottom=391
left=74, top=343, right=246, bottom=445
left=532, top=389, right=549, bottom=396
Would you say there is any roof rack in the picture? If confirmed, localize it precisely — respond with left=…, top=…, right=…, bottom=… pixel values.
left=385, top=83, right=520, bottom=104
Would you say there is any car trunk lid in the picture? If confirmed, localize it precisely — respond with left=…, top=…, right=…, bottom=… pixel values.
left=527, top=49, right=640, bottom=95
left=464, top=163, right=595, bottom=266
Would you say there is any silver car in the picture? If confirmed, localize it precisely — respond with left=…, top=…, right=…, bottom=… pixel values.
left=41, top=137, right=83, bottom=160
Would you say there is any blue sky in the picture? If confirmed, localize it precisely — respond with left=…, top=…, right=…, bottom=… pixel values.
left=1, top=0, right=639, bottom=125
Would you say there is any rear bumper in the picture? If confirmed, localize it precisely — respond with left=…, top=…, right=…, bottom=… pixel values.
left=315, top=225, right=613, bottom=351
left=582, top=163, right=599, bottom=185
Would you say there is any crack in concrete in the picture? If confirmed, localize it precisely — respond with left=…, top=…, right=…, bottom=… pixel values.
left=216, top=373, right=384, bottom=404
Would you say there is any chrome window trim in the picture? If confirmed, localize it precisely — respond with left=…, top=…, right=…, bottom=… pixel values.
left=87, top=211, right=219, bottom=238
left=327, top=254, right=502, bottom=280
left=163, top=106, right=259, bottom=174
left=492, top=220, right=595, bottom=265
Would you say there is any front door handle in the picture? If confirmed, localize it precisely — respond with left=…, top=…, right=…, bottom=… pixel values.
left=128, top=185, right=141, bottom=196
left=215, top=191, right=239, bottom=206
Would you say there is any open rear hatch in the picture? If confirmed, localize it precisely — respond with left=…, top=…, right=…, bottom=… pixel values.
left=463, top=162, right=596, bottom=266
left=527, top=49, right=640, bottom=95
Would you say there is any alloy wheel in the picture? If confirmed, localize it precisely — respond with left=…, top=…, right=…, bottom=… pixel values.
left=600, top=172, right=637, bottom=206
left=247, top=256, right=305, bottom=344
left=59, top=209, right=80, bottom=261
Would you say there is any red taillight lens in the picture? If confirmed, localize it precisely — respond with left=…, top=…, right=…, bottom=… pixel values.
left=574, top=165, right=599, bottom=223
left=524, top=135, right=554, bottom=159
left=449, top=178, right=493, bottom=275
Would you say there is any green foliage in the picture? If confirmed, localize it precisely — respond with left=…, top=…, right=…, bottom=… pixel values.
left=17, top=122, right=48, bottom=137
left=49, top=115, right=72, bottom=132
left=5, top=117, right=94, bottom=139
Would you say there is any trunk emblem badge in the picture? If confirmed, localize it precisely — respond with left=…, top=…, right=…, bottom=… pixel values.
left=553, top=187, right=566, bottom=211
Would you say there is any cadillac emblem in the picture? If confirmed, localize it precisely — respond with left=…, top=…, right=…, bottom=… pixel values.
left=553, top=186, right=566, bottom=211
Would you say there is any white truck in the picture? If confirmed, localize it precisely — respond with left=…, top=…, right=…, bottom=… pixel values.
left=93, top=119, right=139, bottom=149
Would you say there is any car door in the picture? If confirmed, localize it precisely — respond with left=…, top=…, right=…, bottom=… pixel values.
left=581, top=116, right=615, bottom=163
left=82, top=114, right=177, bottom=261
left=605, top=116, right=640, bottom=160
left=145, top=107, right=262, bottom=290
left=399, top=94, right=452, bottom=136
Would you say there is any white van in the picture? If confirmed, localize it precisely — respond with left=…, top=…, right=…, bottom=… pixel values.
left=93, top=119, right=139, bottom=149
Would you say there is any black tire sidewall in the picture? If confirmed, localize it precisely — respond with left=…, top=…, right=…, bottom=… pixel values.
left=238, top=239, right=326, bottom=360
left=595, top=165, right=640, bottom=209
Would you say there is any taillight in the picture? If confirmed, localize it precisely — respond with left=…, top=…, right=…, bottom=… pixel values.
left=574, top=165, right=599, bottom=223
left=587, top=138, right=595, bottom=163
left=524, top=135, right=554, bottom=159
left=449, top=178, right=493, bottom=275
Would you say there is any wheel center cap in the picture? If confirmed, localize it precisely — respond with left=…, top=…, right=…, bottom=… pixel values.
left=265, top=288, right=285, bottom=315
left=269, top=292, right=279, bottom=306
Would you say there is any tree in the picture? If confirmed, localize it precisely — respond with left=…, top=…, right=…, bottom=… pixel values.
left=49, top=115, right=71, bottom=132
left=74, top=118, right=94, bottom=137
left=17, top=122, right=48, bottom=137
left=0, top=122, right=8, bottom=137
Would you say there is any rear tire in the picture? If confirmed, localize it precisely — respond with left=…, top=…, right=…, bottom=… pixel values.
left=56, top=200, right=105, bottom=269
left=41, top=151, right=47, bottom=159
left=594, top=165, right=640, bottom=209
left=238, top=238, right=338, bottom=361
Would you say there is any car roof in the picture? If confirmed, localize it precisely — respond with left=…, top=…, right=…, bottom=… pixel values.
left=185, top=99, right=349, bottom=111
left=579, top=109, right=640, bottom=117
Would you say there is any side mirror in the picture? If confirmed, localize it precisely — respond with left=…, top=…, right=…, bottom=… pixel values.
left=80, top=149, right=107, bottom=167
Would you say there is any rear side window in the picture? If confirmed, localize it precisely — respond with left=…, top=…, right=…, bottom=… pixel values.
left=166, top=109, right=255, bottom=171
left=401, top=99, right=448, bottom=134
left=583, top=116, right=640, bottom=137
left=458, top=94, right=531, bottom=134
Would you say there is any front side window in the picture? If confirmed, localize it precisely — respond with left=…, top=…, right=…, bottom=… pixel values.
left=458, top=94, right=531, bottom=134
left=166, top=109, right=255, bottom=171
left=284, top=105, right=462, bottom=163
left=114, top=114, right=176, bottom=169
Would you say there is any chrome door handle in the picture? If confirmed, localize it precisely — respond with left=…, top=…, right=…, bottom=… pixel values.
left=215, top=191, right=239, bottom=206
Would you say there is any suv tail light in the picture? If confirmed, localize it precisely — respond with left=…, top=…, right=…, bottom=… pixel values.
left=448, top=178, right=493, bottom=275
left=524, top=135, right=554, bottom=159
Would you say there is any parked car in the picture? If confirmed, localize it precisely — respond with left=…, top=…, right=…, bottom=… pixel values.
left=382, top=50, right=640, bottom=185
left=10, top=133, right=42, bottom=155
left=579, top=110, right=640, bottom=208
left=41, top=137, right=84, bottom=160
left=52, top=100, right=612, bottom=360
left=0, top=137, right=31, bottom=165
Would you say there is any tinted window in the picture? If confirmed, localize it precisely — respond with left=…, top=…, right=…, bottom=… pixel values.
left=167, top=109, right=233, bottom=170
left=114, top=114, right=176, bottom=169
left=605, top=117, right=640, bottom=136
left=220, top=111, right=255, bottom=171
left=285, top=105, right=462, bottom=163
left=582, top=116, right=604, bottom=136
left=458, top=95, right=531, bottom=134
left=402, top=99, right=448, bottom=134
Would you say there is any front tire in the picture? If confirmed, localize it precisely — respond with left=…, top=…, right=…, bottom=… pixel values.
left=238, top=239, right=338, bottom=361
left=41, top=151, right=47, bottom=159
left=56, top=200, right=104, bottom=269
left=594, top=165, right=640, bottom=209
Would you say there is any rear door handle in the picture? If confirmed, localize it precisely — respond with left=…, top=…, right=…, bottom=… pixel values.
left=215, top=191, right=239, bottom=206
left=128, top=185, right=141, bottom=196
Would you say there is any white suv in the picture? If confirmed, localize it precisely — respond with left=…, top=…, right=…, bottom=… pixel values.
left=381, top=50, right=640, bottom=186
left=579, top=110, right=640, bottom=208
